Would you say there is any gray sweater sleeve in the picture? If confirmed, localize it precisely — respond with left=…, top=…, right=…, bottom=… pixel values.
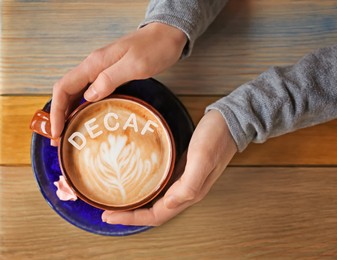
left=139, top=0, right=228, bottom=57
left=206, top=44, right=337, bottom=152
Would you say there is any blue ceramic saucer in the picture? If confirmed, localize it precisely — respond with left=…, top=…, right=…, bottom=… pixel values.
left=31, top=78, right=194, bottom=236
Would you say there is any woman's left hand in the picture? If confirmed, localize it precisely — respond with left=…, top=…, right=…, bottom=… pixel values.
left=102, top=110, right=237, bottom=226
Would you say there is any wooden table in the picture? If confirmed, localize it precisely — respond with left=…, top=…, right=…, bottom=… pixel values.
left=2, top=0, right=337, bottom=259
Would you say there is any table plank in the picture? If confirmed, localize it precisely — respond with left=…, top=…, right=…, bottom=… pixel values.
left=2, top=166, right=337, bottom=259
left=2, top=0, right=337, bottom=95
left=0, top=96, right=50, bottom=165
left=2, top=95, right=337, bottom=166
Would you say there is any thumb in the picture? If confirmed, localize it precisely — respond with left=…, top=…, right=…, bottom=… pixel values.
left=163, top=113, right=223, bottom=209
left=164, top=154, right=214, bottom=209
left=84, top=59, right=131, bottom=102
left=164, top=179, right=199, bottom=209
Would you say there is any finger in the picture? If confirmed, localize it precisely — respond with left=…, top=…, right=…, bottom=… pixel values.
left=101, top=167, right=224, bottom=227
left=50, top=45, right=127, bottom=139
left=102, top=196, right=191, bottom=226
left=50, top=89, right=69, bottom=140
left=50, top=87, right=86, bottom=146
left=49, top=67, right=89, bottom=141
left=101, top=161, right=226, bottom=227
left=84, top=58, right=132, bottom=102
left=50, top=138, right=60, bottom=147
left=102, top=166, right=226, bottom=227
left=50, top=83, right=84, bottom=141
left=60, top=46, right=125, bottom=95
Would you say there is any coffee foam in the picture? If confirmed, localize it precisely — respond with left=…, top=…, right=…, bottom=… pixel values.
left=61, top=98, right=172, bottom=207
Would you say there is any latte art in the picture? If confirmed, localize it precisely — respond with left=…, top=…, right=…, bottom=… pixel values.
left=82, top=134, right=158, bottom=203
left=60, top=97, right=173, bottom=208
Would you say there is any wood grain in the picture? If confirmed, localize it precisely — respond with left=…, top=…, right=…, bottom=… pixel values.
left=2, top=166, right=337, bottom=259
left=0, top=96, right=50, bottom=165
left=2, top=0, right=337, bottom=95
left=1, top=95, right=337, bottom=166
left=2, top=1, right=337, bottom=259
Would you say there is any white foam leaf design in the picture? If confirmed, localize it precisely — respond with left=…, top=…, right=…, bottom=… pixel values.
left=83, top=134, right=158, bottom=203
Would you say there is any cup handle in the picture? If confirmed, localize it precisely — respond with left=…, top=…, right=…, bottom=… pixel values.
left=30, top=110, right=53, bottom=139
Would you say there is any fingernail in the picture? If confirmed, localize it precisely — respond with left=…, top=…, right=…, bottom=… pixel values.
left=85, top=87, right=98, bottom=101
left=51, top=133, right=58, bottom=141
left=50, top=139, right=57, bottom=147
left=101, top=214, right=107, bottom=222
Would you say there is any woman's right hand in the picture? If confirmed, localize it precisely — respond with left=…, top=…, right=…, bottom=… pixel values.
left=50, top=22, right=187, bottom=145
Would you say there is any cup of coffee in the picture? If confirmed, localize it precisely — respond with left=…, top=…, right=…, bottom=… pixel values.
left=30, top=95, right=176, bottom=211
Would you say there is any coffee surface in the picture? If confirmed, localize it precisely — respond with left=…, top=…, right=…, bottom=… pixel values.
left=61, top=97, right=172, bottom=208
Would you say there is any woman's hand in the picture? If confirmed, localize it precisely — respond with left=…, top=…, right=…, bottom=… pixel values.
left=102, top=110, right=237, bottom=226
left=50, top=22, right=187, bottom=144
